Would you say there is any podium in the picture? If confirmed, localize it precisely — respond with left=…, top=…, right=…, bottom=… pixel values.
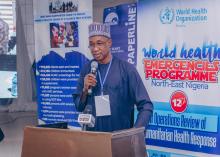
left=21, top=126, right=146, bottom=157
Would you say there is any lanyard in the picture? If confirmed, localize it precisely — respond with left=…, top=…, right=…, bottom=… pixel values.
left=98, top=59, right=112, bottom=95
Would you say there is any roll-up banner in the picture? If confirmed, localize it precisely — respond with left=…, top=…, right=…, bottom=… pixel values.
left=103, top=3, right=137, bottom=66
left=137, top=0, right=220, bottom=156
left=34, top=0, right=93, bottom=128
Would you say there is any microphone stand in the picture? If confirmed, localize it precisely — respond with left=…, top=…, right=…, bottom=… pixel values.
left=82, top=124, right=87, bottom=131
left=82, top=92, right=92, bottom=131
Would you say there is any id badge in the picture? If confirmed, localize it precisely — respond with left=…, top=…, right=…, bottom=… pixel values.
left=95, top=95, right=111, bottom=116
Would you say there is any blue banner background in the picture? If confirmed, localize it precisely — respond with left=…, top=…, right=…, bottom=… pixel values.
left=103, top=3, right=137, bottom=66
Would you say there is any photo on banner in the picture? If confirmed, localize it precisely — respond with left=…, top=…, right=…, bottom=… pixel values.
left=49, top=21, right=79, bottom=48
left=0, top=0, right=17, bottom=103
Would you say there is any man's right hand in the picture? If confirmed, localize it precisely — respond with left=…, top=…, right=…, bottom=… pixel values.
left=83, top=73, right=97, bottom=93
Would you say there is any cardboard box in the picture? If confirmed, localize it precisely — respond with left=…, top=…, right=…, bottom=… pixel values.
left=21, top=126, right=146, bottom=157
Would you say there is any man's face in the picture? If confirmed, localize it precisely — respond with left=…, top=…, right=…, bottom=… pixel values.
left=52, top=26, right=59, bottom=37
left=60, top=25, right=65, bottom=33
left=89, top=36, right=112, bottom=64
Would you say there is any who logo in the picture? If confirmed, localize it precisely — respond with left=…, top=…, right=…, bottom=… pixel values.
left=159, top=7, right=175, bottom=24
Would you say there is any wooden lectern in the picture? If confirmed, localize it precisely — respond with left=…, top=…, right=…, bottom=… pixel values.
left=21, top=126, right=146, bottom=157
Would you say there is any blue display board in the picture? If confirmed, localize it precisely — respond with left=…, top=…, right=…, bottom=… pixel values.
left=103, top=3, right=137, bottom=66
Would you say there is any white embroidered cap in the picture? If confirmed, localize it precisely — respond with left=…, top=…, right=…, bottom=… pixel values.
left=88, top=22, right=111, bottom=38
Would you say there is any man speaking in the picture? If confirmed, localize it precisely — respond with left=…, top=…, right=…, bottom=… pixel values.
left=73, top=22, right=153, bottom=132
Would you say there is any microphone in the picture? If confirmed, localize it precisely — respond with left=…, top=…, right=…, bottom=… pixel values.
left=77, top=105, right=95, bottom=131
left=88, top=60, right=98, bottom=94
